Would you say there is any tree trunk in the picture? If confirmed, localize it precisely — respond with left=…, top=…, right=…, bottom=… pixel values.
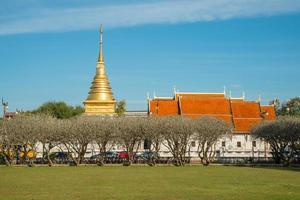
left=272, top=151, right=282, bottom=164
left=97, top=146, right=106, bottom=167
left=201, top=158, right=209, bottom=166
left=47, top=152, right=53, bottom=167
left=2, top=153, right=12, bottom=166
left=28, top=158, right=34, bottom=167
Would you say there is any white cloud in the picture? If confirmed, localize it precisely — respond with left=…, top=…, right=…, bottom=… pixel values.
left=0, top=0, right=300, bottom=35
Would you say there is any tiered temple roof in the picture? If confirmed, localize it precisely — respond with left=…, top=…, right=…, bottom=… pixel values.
left=148, top=91, right=276, bottom=133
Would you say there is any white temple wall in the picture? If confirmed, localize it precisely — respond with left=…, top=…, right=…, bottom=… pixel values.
left=34, top=134, right=271, bottom=159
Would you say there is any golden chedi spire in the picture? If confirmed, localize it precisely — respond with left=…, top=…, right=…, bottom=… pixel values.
left=83, top=25, right=116, bottom=115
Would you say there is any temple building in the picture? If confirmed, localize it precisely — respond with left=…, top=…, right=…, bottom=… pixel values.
left=80, top=26, right=277, bottom=161
left=148, top=89, right=276, bottom=160
left=148, top=89, right=276, bottom=133
left=83, top=25, right=116, bottom=115
left=2, top=99, right=18, bottom=119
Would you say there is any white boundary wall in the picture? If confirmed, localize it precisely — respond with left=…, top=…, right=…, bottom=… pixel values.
left=34, top=134, right=271, bottom=159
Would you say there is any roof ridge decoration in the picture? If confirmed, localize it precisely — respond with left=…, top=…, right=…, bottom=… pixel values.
left=176, top=92, right=224, bottom=94
left=261, top=104, right=275, bottom=107
left=173, top=86, right=177, bottom=96
left=147, top=92, right=151, bottom=115
left=154, top=97, right=174, bottom=100
left=258, top=94, right=262, bottom=103
left=178, top=95, right=182, bottom=115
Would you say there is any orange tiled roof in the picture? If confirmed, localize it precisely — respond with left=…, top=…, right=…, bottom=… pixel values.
left=182, top=114, right=233, bottom=124
left=230, top=98, right=244, bottom=103
left=231, top=101, right=261, bottom=118
left=230, top=101, right=264, bottom=132
left=180, top=98, right=231, bottom=115
left=261, top=105, right=276, bottom=120
left=176, top=93, right=225, bottom=99
left=149, top=92, right=276, bottom=133
left=233, top=118, right=262, bottom=133
left=150, top=100, right=179, bottom=116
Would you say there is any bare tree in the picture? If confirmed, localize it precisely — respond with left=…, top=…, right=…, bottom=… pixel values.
left=142, top=117, right=164, bottom=166
left=90, top=116, right=117, bottom=166
left=161, top=117, right=194, bottom=166
left=58, top=117, right=94, bottom=166
left=0, top=119, right=17, bottom=166
left=252, top=116, right=300, bottom=165
left=116, top=117, right=144, bottom=166
left=1, top=115, right=47, bottom=166
left=36, top=115, right=60, bottom=166
left=194, top=116, right=232, bottom=166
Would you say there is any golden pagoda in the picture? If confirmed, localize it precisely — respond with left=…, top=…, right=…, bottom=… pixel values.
left=83, top=25, right=116, bottom=115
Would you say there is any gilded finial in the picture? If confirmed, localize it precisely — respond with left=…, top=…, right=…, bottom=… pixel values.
left=100, top=24, right=103, bottom=33
left=98, top=24, right=104, bottom=63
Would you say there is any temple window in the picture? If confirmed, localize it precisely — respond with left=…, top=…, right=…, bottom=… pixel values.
left=191, top=141, right=196, bottom=147
left=143, top=139, right=151, bottom=150
left=222, top=141, right=225, bottom=147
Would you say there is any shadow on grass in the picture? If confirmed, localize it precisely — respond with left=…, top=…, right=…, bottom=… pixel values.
left=222, top=164, right=300, bottom=172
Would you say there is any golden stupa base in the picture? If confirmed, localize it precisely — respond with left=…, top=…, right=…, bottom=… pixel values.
left=84, top=100, right=116, bottom=116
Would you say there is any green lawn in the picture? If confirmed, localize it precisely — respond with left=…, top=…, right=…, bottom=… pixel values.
left=0, top=165, right=299, bottom=200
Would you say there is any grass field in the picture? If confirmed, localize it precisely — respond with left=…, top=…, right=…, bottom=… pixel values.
left=0, top=165, right=299, bottom=200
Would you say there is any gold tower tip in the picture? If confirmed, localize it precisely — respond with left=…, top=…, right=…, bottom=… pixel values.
left=84, top=25, right=116, bottom=116
left=98, top=24, right=104, bottom=63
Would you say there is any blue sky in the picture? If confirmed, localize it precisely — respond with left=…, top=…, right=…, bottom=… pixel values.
left=0, top=0, right=300, bottom=113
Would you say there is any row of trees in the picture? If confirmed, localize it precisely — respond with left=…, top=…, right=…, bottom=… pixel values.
left=252, top=116, right=300, bottom=166
left=29, top=100, right=127, bottom=119
left=271, top=97, right=300, bottom=116
left=1, top=113, right=299, bottom=167
left=31, top=101, right=84, bottom=119
left=0, top=115, right=231, bottom=167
